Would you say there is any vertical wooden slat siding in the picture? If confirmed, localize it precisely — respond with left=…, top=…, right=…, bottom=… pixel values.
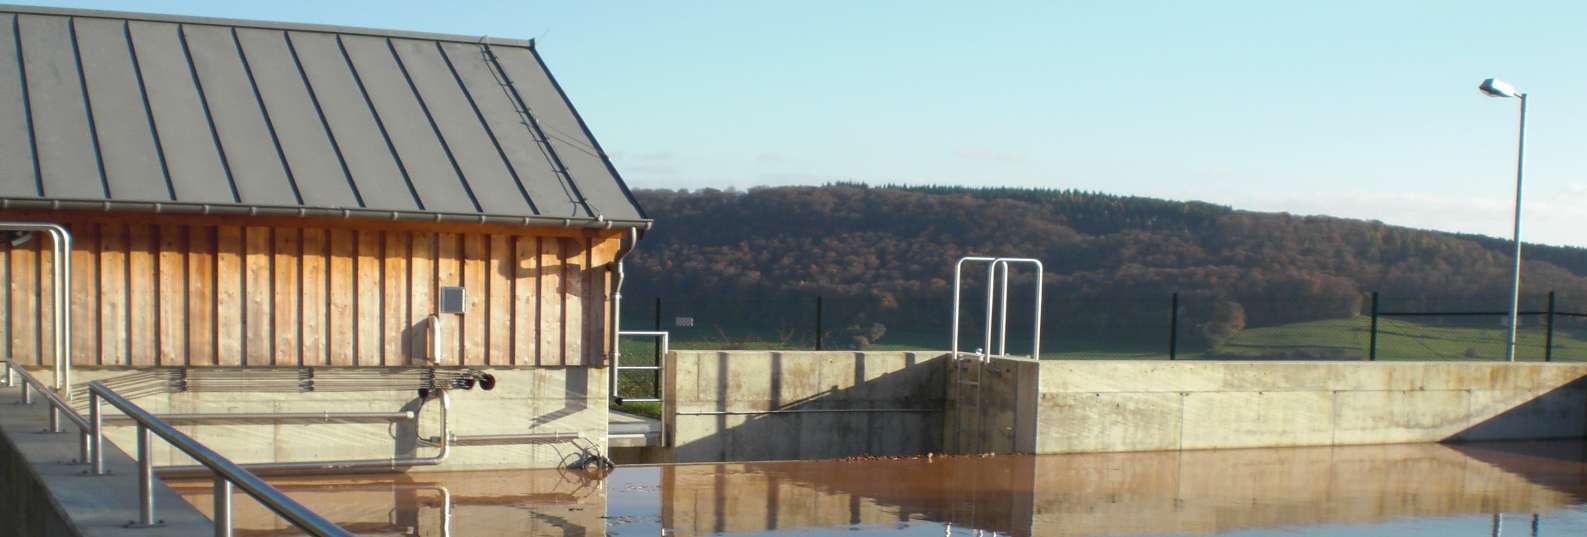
left=409, top=231, right=434, bottom=364
left=0, top=212, right=623, bottom=368
left=37, top=239, right=54, bottom=367
left=243, top=227, right=273, bottom=366
left=69, top=224, right=99, bottom=365
left=98, top=223, right=127, bottom=366
left=328, top=229, right=356, bottom=366
left=356, top=230, right=383, bottom=366
left=562, top=237, right=585, bottom=367
left=299, top=229, right=327, bottom=366
left=215, top=226, right=244, bottom=366
left=436, top=233, right=461, bottom=365
left=512, top=236, right=536, bottom=364
left=538, top=237, right=563, bottom=367
left=461, top=234, right=486, bottom=366
left=487, top=235, right=511, bottom=366
left=156, top=225, right=186, bottom=365
left=186, top=227, right=215, bottom=365
left=273, top=228, right=301, bottom=367
left=127, top=224, right=155, bottom=366
left=382, top=231, right=408, bottom=365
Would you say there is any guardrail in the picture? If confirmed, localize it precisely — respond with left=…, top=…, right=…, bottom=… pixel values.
left=85, top=380, right=353, bottom=536
left=1, top=360, right=91, bottom=463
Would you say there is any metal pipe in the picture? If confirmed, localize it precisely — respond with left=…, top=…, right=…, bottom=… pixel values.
left=214, top=476, right=233, bottom=537
left=49, top=405, right=61, bottom=433
left=452, top=431, right=580, bottom=445
left=676, top=408, right=943, bottom=416
left=0, top=223, right=72, bottom=398
left=427, top=314, right=444, bottom=364
left=104, top=410, right=415, bottom=424
left=155, top=390, right=451, bottom=478
left=90, top=381, right=354, bottom=535
left=983, top=258, right=998, bottom=362
left=20, top=375, right=31, bottom=404
left=137, top=424, right=155, bottom=527
left=996, top=260, right=1009, bottom=357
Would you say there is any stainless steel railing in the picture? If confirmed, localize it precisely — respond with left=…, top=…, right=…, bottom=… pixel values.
left=0, top=223, right=73, bottom=397
left=2, top=360, right=91, bottom=463
left=86, top=380, right=353, bottom=536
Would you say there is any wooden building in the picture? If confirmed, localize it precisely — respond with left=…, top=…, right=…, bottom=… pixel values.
left=0, top=5, right=649, bottom=371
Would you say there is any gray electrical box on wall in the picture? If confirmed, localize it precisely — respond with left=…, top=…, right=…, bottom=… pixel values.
left=439, top=286, right=467, bottom=314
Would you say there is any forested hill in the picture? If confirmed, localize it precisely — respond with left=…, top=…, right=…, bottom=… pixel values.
left=622, top=184, right=1587, bottom=347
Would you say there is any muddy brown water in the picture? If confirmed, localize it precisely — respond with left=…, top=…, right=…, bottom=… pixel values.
left=169, top=440, right=1587, bottom=536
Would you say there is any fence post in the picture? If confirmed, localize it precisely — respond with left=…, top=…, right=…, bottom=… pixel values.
left=814, top=296, right=824, bottom=351
left=1169, top=292, right=1179, bottom=360
left=652, top=298, right=662, bottom=399
left=1546, top=290, right=1556, bottom=362
left=1368, top=292, right=1379, bottom=361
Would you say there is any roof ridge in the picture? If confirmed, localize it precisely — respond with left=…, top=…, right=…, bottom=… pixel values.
left=0, top=3, right=534, bottom=48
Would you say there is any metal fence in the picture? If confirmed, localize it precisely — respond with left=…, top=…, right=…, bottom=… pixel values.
left=616, top=291, right=1587, bottom=362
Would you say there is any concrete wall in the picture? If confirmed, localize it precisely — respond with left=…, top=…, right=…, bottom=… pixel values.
left=666, top=351, right=949, bottom=462
left=951, top=360, right=1587, bottom=455
left=55, top=365, right=606, bottom=472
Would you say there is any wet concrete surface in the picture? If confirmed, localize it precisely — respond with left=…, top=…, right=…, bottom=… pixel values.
left=169, top=440, right=1587, bottom=536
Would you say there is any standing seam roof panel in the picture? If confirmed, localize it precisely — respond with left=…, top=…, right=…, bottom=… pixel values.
left=339, top=34, right=475, bottom=214
left=233, top=28, right=359, bottom=209
left=0, top=13, right=38, bottom=196
left=184, top=24, right=298, bottom=206
left=21, top=14, right=104, bottom=199
left=127, top=20, right=233, bottom=204
left=390, top=38, right=531, bottom=216
left=75, top=17, right=170, bottom=201
left=0, top=5, right=647, bottom=226
left=440, top=42, right=585, bottom=219
left=287, top=31, right=417, bottom=212
left=493, top=47, right=643, bottom=221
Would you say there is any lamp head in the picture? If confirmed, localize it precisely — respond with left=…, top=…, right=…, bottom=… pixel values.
left=1479, top=78, right=1521, bottom=98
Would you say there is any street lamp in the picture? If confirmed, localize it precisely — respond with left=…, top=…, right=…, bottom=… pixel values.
left=1479, top=77, right=1527, bottom=363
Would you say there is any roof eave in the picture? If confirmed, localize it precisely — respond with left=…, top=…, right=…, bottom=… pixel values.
left=0, top=197, right=653, bottom=231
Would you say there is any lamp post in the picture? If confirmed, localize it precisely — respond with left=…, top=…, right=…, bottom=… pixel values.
left=1479, top=77, right=1527, bottom=363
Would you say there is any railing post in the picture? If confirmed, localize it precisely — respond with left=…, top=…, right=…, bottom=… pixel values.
left=49, top=405, right=61, bottom=433
left=1368, top=292, right=1379, bottom=362
left=21, top=378, right=31, bottom=404
left=1169, top=292, right=1179, bottom=361
left=1545, top=291, right=1556, bottom=362
left=815, top=296, right=824, bottom=351
left=90, top=390, right=104, bottom=475
left=214, top=476, right=233, bottom=537
left=137, top=424, right=156, bottom=527
left=653, top=298, right=662, bottom=399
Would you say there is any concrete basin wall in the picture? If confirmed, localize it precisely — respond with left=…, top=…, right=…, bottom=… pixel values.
left=666, top=351, right=950, bottom=462
left=951, top=360, right=1587, bottom=454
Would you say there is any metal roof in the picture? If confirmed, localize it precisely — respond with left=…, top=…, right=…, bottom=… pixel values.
left=0, top=4, right=647, bottom=228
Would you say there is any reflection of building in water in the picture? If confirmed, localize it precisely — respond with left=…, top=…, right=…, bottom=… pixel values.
left=168, top=441, right=1587, bottom=537
left=168, top=468, right=607, bottom=536
left=660, top=442, right=1587, bottom=537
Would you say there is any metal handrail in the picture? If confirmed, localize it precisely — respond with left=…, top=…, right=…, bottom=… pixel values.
left=0, top=223, right=71, bottom=397
left=87, top=381, right=353, bottom=537
left=2, top=360, right=92, bottom=464
left=950, top=257, right=1044, bottom=362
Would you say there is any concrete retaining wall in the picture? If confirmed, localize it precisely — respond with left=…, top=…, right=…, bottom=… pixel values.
left=45, top=366, right=606, bottom=472
left=666, top=351, right=949, bottom=462
left=951, top=360, right=1587, bottom=454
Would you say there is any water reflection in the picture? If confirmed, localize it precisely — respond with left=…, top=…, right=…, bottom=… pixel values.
left=171, top=441, right=1587, bottom=536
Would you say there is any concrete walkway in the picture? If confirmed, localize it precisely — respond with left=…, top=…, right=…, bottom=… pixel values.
left=609, top=410, right=662, bottom=447
left=0, top=383, right=209, bottom=536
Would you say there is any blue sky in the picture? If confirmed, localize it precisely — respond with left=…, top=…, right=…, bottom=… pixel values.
left=31, top=1, right=1587, bottom=246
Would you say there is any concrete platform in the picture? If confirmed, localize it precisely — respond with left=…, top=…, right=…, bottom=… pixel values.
left=609, top=410, right=662, bottom=447
left=0, top=382, right=210, bottom=536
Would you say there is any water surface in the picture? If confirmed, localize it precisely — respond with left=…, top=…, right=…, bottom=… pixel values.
left=171, top=440, right=1587, bottom=536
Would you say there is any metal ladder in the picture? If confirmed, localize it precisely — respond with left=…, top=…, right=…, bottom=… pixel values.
left=949, top=257, right=1043, bottom=454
